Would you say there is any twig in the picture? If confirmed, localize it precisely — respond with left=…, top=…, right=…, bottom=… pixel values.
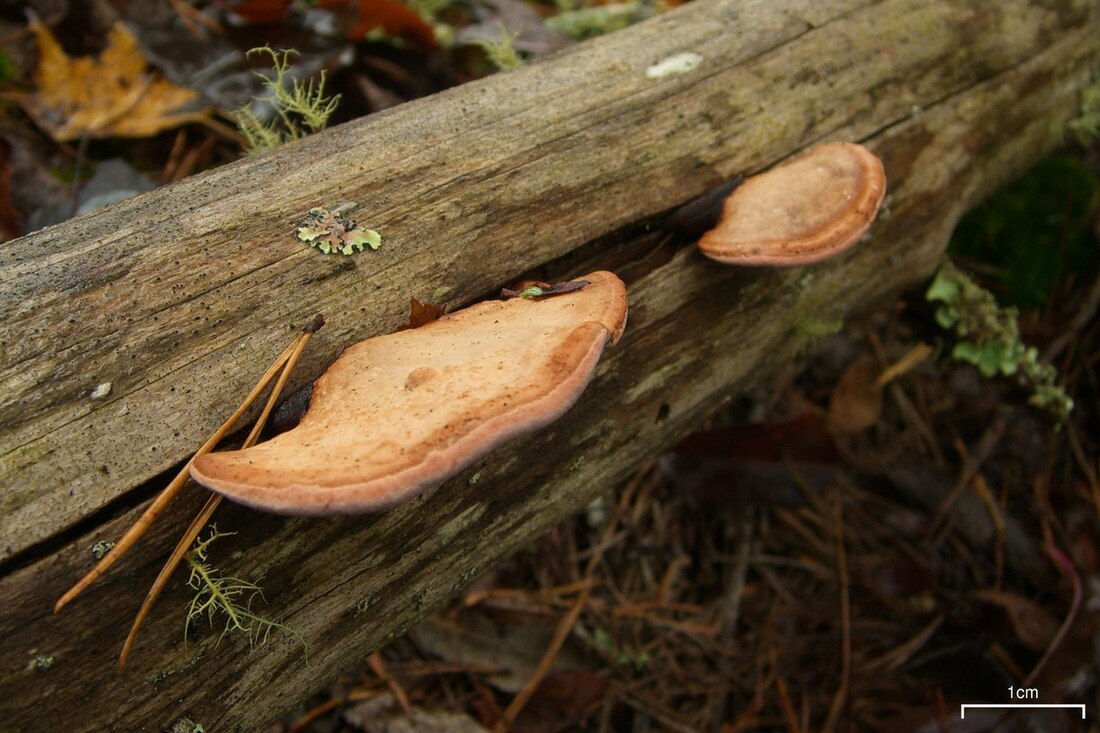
left=1022, top=544, right=1082, bottom=687
left=968, top=473, right=1006, bottom=587
left=774, top=676, right=801, bottom=733
left=718, top=509, right=755, bottom=644
left=821, top=490, right=850, bottom=733
left=368, top=652, right=411, bottom=714
left=1065, top=423, right=1100, bottom=520
left=287, top=688, right=378, bottom=733
left=925, top=416, right=1007, bottom=547
left=492, top=464, right=652, bottom=732
left=1043, top=270, right=1100, bottom=362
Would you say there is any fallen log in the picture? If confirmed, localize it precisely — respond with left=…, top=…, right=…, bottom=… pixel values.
left=1, top=0, right=1097, bottom=729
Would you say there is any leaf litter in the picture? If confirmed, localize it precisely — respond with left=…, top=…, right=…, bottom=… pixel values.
left=9, top=18, right=214, bottom=142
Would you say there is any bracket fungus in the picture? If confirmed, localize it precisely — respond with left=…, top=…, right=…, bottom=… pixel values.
left=696, top=142, right=886, bottom=266
left=190, top=271, right=628, bottom=514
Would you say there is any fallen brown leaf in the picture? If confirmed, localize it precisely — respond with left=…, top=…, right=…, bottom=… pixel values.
left=828, top=354, right=883, bottom=434
left=397, top=298, right=446, bottom=331
left=343, top=692, right=489, bottom=732
left=10, top=19, right=212, bottom=142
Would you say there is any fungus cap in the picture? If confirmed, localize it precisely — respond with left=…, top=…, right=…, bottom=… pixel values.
left=190, top=271, right=628, bottom=514
left=697, top=142, right=886, bottom=266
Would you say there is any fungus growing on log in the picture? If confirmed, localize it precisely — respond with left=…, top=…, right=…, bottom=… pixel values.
left=190, top=271, right=628, bottom=514
left=697, top=142, right=886, bottom=266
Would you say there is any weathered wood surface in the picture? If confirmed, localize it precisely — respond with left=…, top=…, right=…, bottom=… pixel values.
left=1, top=0, right=1096, bottom=729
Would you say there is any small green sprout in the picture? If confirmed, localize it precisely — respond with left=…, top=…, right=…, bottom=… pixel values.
left=295, top=207, right=382, bottom=255
left=184, top=528, right=305, bottom=652
left=516, top=285, right=546, bottom=298
left=926, top=260, right=1073, bottom=419
left=501, top=279, right=589, bottom=299
left=235, top=47, right=340, bottom=154
left=795, top=317, right=844, bottom=341
left=592, top=627, right=649, bottom=672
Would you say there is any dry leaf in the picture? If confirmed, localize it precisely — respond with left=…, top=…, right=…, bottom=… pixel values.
left=226, top=0, right=295, bottom=24
left=11, top=19, right=211, bottom=142
left=345, top=0, right=438, bottom=49
left=343, top=692, right=489, bottom=732
left=515, top=670, right=609, bottom=733
left=406, top=298, right=445, bottom=329
left=827, top=354, right=883, bottom=434
left=972, top=589, right=1060, bottom=651
left=231, top=0, right=437, bottom=48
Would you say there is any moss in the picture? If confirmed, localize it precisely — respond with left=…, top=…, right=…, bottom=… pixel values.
left=795, top=317, right=844, bottom=342
left=468, top=26, right=524, bottom=71
left=546, top=1, right=655, bottom=40
left=235, top=47, right=340, bottom=154
left=1068, top=74, right=1100, bottom=147
left=948, top=154, right=1098, bottom=310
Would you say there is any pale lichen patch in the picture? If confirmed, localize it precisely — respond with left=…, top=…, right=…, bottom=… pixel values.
left=645, top=52, right=703, bottom=79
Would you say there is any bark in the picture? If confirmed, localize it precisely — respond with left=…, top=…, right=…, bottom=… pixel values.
left=1, top=0, right=1097, bottom=729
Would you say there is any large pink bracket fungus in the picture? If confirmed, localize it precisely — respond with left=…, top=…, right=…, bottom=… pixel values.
left=697, top=142, right=886, bottom=266
left=190, top=271, right=628, bottom=514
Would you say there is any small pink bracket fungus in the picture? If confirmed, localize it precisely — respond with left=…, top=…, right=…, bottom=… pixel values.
left=697, top=142, right=886, bottom=266
left=190, top=271, right=628, bottom=514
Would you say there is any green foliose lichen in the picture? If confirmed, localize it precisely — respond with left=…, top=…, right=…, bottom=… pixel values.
left=295, top=207, right=382, bottom=256
left=926, top=260, right=1073, bottom=420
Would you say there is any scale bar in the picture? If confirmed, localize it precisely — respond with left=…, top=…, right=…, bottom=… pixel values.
left=961, top=704, right=1085, bottom=719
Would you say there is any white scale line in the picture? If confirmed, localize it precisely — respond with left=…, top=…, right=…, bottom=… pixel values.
left=961, top=704, right=1085, bottom=719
